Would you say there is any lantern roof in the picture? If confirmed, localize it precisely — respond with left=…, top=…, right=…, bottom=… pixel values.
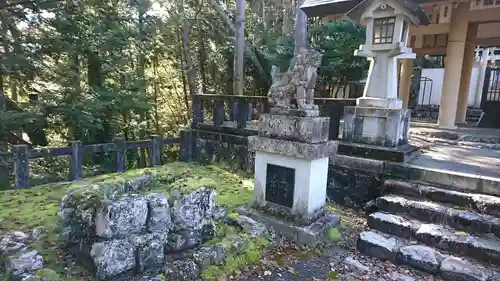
left=301, top=0, right=429, bottom=25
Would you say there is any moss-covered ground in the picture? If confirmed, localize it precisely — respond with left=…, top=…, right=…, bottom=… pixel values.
left=0, top=162, right=255, bottom=281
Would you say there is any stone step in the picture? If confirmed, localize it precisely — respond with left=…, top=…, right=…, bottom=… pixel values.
left=368, top=212, right=500, bottom=265
left=384, top=180, right=500, bottom=217
left=375, top=195, right=500, bottom=238
left=357, top=230, right=499, bottom=281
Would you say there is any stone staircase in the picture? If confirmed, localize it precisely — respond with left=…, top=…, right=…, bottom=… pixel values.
left=466, top=108, right=484, bottom=126
left=357, top=179, right=500, bottom=281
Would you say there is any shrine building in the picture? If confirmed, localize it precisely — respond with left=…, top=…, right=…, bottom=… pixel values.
left=301, top=0, right=500, bottom=129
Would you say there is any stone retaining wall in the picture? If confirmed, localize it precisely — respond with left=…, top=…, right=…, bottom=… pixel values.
left=182, top=127, right=387, bottom=208
left=56, top=173, right=268, bottom=281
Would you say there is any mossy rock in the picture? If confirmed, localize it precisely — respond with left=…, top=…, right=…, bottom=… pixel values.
left=201, top=222, right=270, bottom=281
left=327, top=227, right=342, bottom=243
left=0, top=162, right=254, bottom=279
left=32, top=268, right=63, bottom=281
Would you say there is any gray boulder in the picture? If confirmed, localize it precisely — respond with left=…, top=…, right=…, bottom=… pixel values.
left=201, top=220, right=216, bottom=241
left=164, top=259, right=200, bottom=281
left=171, top=188, right=217, bottom=232
left=165, top=231, right=202, bottom=253
left=90, top=239, right=136, bottom=280
left=31, top=227, right=45, bottom=241
left=140, top=275, right=165, bottom=281
left=212, top=206, right=227, bottom=220
left=343, top=257, right=369, bottom=273
left=229, top=237, right=249, bottom=252
left=129, top=233, right=165, bottom=272
left=146, top=193, right=172, bottom=233
left=95, top=195, right=148, bottom=238
left=5, top=250, right=44, bottom=281
left=236, top=215, right=268, bottom=237
left=171, top=204, right=203, bottom=231
left=125, top=174, right=154, bottom=192
left=193, top=246, right=227, bottom=268
left=0, top=231, right=29, bottom=257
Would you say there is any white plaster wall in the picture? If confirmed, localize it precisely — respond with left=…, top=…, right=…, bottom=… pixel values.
left=418, top=67, right=480, bottom=106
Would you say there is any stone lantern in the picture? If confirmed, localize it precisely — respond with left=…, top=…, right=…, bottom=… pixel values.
left=302, top=0, right=428, bottom=159
left=349, top=0, right=424, bottom=110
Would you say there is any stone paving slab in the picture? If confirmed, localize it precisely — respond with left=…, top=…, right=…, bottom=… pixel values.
left=408, top=144, right=500, bottom=179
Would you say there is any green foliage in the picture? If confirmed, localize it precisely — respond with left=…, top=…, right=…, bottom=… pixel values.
left=1, top=1, right=368, bottom=149
left=33, top=269, right=63, bottom=281
left=327, top=227, right=342, bottom=243
left=201, top=236, right=269, bottom=281
left=260, top=20, right=368, bottom=97
left=324, top=271, right=340, bottom=280
left=310, top=20, right=368, bottom=97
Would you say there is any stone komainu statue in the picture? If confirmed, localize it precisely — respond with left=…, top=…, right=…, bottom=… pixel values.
left=267, top=47, right=323, bottom=111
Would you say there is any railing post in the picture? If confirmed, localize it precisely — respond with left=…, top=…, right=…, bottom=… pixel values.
left=113, top=137, right=126, bottom=173
left=13, top=145, right=29, bottom=189
left=192, top=95, right=204, bottom=127
left=0, top=158, right=8, bottom=189
left=213, top=100, right=225, bottom=126
left=247, top=100, right=253, bottom=121
left=236, top=99, right=249, bottom=129
left=150, top=135, right=162, bottom=166
left=326, top=102, right=343, bottom=140
left=70, top=141, right=83, bottom=181
left=263, top=99, right=270, bottom=114
left=231, top=101, right=238, bottom=121
left=180, top=130, right=194, bottom=161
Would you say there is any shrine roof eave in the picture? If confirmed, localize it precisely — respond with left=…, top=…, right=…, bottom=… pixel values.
left=346, top=0, right=430, bottom=25
left=300, top=0, right=361, bottom=17
left=301, top=0, right=430, bottom=25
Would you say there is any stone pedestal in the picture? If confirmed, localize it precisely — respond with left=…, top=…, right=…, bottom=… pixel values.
left=341, top=106, right=419, bottom=162
left=343, top=106, right=411, bottom=148
left=239, top=111, right=340, bottom=245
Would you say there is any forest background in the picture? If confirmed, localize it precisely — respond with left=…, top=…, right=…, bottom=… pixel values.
left=0, top=0, right=376, bottom=186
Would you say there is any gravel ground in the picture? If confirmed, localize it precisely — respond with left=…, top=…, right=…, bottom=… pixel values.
left=230, top=206, right=444, bottom=281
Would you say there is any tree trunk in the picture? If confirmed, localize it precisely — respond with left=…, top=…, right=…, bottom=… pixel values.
left=198, top=27, right=208, bottom=95
left=0, top=75, right=5, bottom=112
left=294, top=0, right=308, bottom=53
left=0, top=74, right=8, bottom=189
left=174, top=30, right=190, bottom=113
left=233, top=0, right=245, bottom=96
left=182, top=21, right=198, bottom=97
left=152, top=56, right=161, bottom=135
left=261, top=0, right=266, bottom=30
left=137, top=13, right=147, bottom=168
left=69, top=52, right=81, bottom=140
left=209, top=0, right=266, bottom=78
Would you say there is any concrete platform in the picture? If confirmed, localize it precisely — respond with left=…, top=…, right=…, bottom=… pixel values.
left=335, top=143, right=500, bottom=197
left=409, top=145, right=500, bottom=178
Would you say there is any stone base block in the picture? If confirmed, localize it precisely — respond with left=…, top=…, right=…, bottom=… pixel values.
left=235, top=206, right=340, bottom=246
left=269, top=107, right=320, bottom=117
left=357, top=97, right=403, bottom=109
left=252, top=150, right=331, bottom=225
left=343, top=106, right=411, bottom=148
left=248, top=136, right=337, bottom=161
left=259, top=114, right=330, bottom=143
left=337, top=141, right=421, bottom=163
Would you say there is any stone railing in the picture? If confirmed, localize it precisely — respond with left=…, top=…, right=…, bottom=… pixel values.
left=182, top=94, right=356, bottom=171
left=190, top=94, right=356, bottom=140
